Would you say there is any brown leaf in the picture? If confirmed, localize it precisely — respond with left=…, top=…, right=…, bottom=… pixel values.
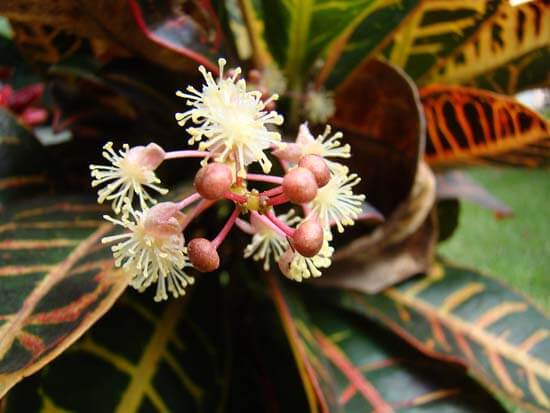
left=331, top=58, right=424, bottom=217
left=317, top=162, right=437, bottom=293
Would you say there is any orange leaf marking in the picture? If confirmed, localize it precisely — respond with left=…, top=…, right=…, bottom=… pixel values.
left=519, top=330, right=549, bottom=353
left=15, top=203, right=107, bottom=219
left=0, top=265, right=53, bottom=276
left=439, top=282, right=485, bottom=313
left=0, top=224, right=112, bottom=360
left=475, top=302, right=528, bottom=328
left=0, top=175, right=47, bottom=190
left=315, top=330, right=393, bottom=413
left=0, top=220, right=104, bottom=234
left=266, top=274, right=328, bottom=413
left=0, top=239, right=80, bottom=250
left=17, top=331, right=45, bottom=358
left=487, top=349, right=524, bottom=398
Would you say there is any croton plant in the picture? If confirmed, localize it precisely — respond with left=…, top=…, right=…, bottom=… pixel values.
left=0, top=1, right=548, bottom=412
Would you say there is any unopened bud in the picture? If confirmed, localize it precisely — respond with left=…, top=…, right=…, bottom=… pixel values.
left=282, top=167, right=318, bottom=204
left=194, top=163, right=233, bottom=200
left=272, top=142, right=302, bottom=163
left=298, top=155, right=330, bottom=187
left=144, top=202, right=185, bottom=237
left=188, top=238, right=220, bottom=272
left=292, top=219, right=323, bottom=257
left=127, top=143, right=165, bottom=170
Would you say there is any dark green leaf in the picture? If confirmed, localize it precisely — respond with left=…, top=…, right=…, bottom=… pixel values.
left=330, top=262, right=550, bottom=413
left=267, top=274, right=508, bottom=412
left=0, top=195, right=128, bottom=397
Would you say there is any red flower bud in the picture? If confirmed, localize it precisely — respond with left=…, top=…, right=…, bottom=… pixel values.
left=188, top=238, right=220, bottom=272
left=282, top=167, right=318, bottom=204
left=298, top=154, right=330, bottom=187
left=292, top=219, right=323, bottom=257
left=194, top=163, right=234, bottom=200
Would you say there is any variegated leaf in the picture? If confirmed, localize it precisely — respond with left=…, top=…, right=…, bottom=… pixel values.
left=0, top=1, right=219, bottom=72
left=467, top=46, right=550, bottom=95
left=249, top=0, right=419, bottom=89
left=267, top=274, right=508, bottom=413
left=422, top=1, right=550, bottom=92
left=3, top=281, right=228, bottom=412
left=382, top=0, right=500, bottom=80
left=422, top=85, right=550, bottom=168
left=331, top=262, right=550, bottom=413
left=0, top=196, right=129, bottom=398
left=0, top=108, right=49, bottom=206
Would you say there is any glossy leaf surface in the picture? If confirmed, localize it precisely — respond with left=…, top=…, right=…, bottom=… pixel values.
left=0, top=196, right=129, bottom=398
left=422, top=85, right=550, bottom=168
left=383, top=1, right=500, bottom=80
left=331, top=262, right=550, bottom=413
left=251, top=0, right=418, bottom=88
left=3, top=281, right=229, bottom=412
left=422, top=1, right=550, bottom=91
left=268, top=274, right=508, bottom=413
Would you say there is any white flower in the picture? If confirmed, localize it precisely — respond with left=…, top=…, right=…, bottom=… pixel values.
left=273, top=124, right=350, bottom=175
left=261, top=64, right=287, bottom=95
left=102, top=203, right=193, bottom=302
left=280, top=232, right=334, bottom=281
left=310, top=172, right=365, bottom=233
left=244, top=210, right=299, bottom=270
left=175, top=58, right=284, bottom=177
left=90, top=142, right=167, bottom=215
left=305, top=89, right=335, bottom=124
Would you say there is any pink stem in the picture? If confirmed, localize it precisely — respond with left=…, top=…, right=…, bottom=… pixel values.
left=267, top=193, right=289, bottom=206
left=251, top=211, right=286, bottom=238
left=164, top=150, right=210, bottom=160
left=246, top=173, right=283, bottom=185
left=181, top=199, right=214, bottom=230
left=235, top=218, right=255, bottom=235
left=266, top=210, right=295, bottom=237
left=261, top=186, right=283, bottom=197
left=224, top=191, right=247, bottom=204
left=212, top=207, right=239, bottom=248
left=176, top=192, right=201, bottom=210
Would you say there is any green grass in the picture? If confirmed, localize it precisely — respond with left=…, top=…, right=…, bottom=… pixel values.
left=438, top=167, right=550, bottom=311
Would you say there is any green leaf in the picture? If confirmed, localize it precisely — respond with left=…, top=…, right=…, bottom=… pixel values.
left=267, top=274, right=508, bottom=412
left=0, top=195, right=129, bottom=398
left=330, top=262, right=550, bottom=413
left=0, top=109, right=49, bottom=206
left=252, top=0, right=419, bottom=89
left=382, top=0, right=500, bottom=80
left=421, top=1, right=550, bottom=92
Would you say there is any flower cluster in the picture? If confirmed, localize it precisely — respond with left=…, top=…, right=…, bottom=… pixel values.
left=91, top=59, right=365, bottom=301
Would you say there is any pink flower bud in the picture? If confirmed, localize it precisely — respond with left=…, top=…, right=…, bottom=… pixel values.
left=282, top=167, right=318, bottom=204
left=292, top=219, right=323, bottom=257
left=127, top=143, right=165, bottom=170
left=298, top=154, right=330, bottom=187
left=194, top=163, right=234, bottom=200
left=144, top=202, right=185, bottom=237
left=272, top=142, right=302, bottom=163
left=188, top=238, right=220, bottom=272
